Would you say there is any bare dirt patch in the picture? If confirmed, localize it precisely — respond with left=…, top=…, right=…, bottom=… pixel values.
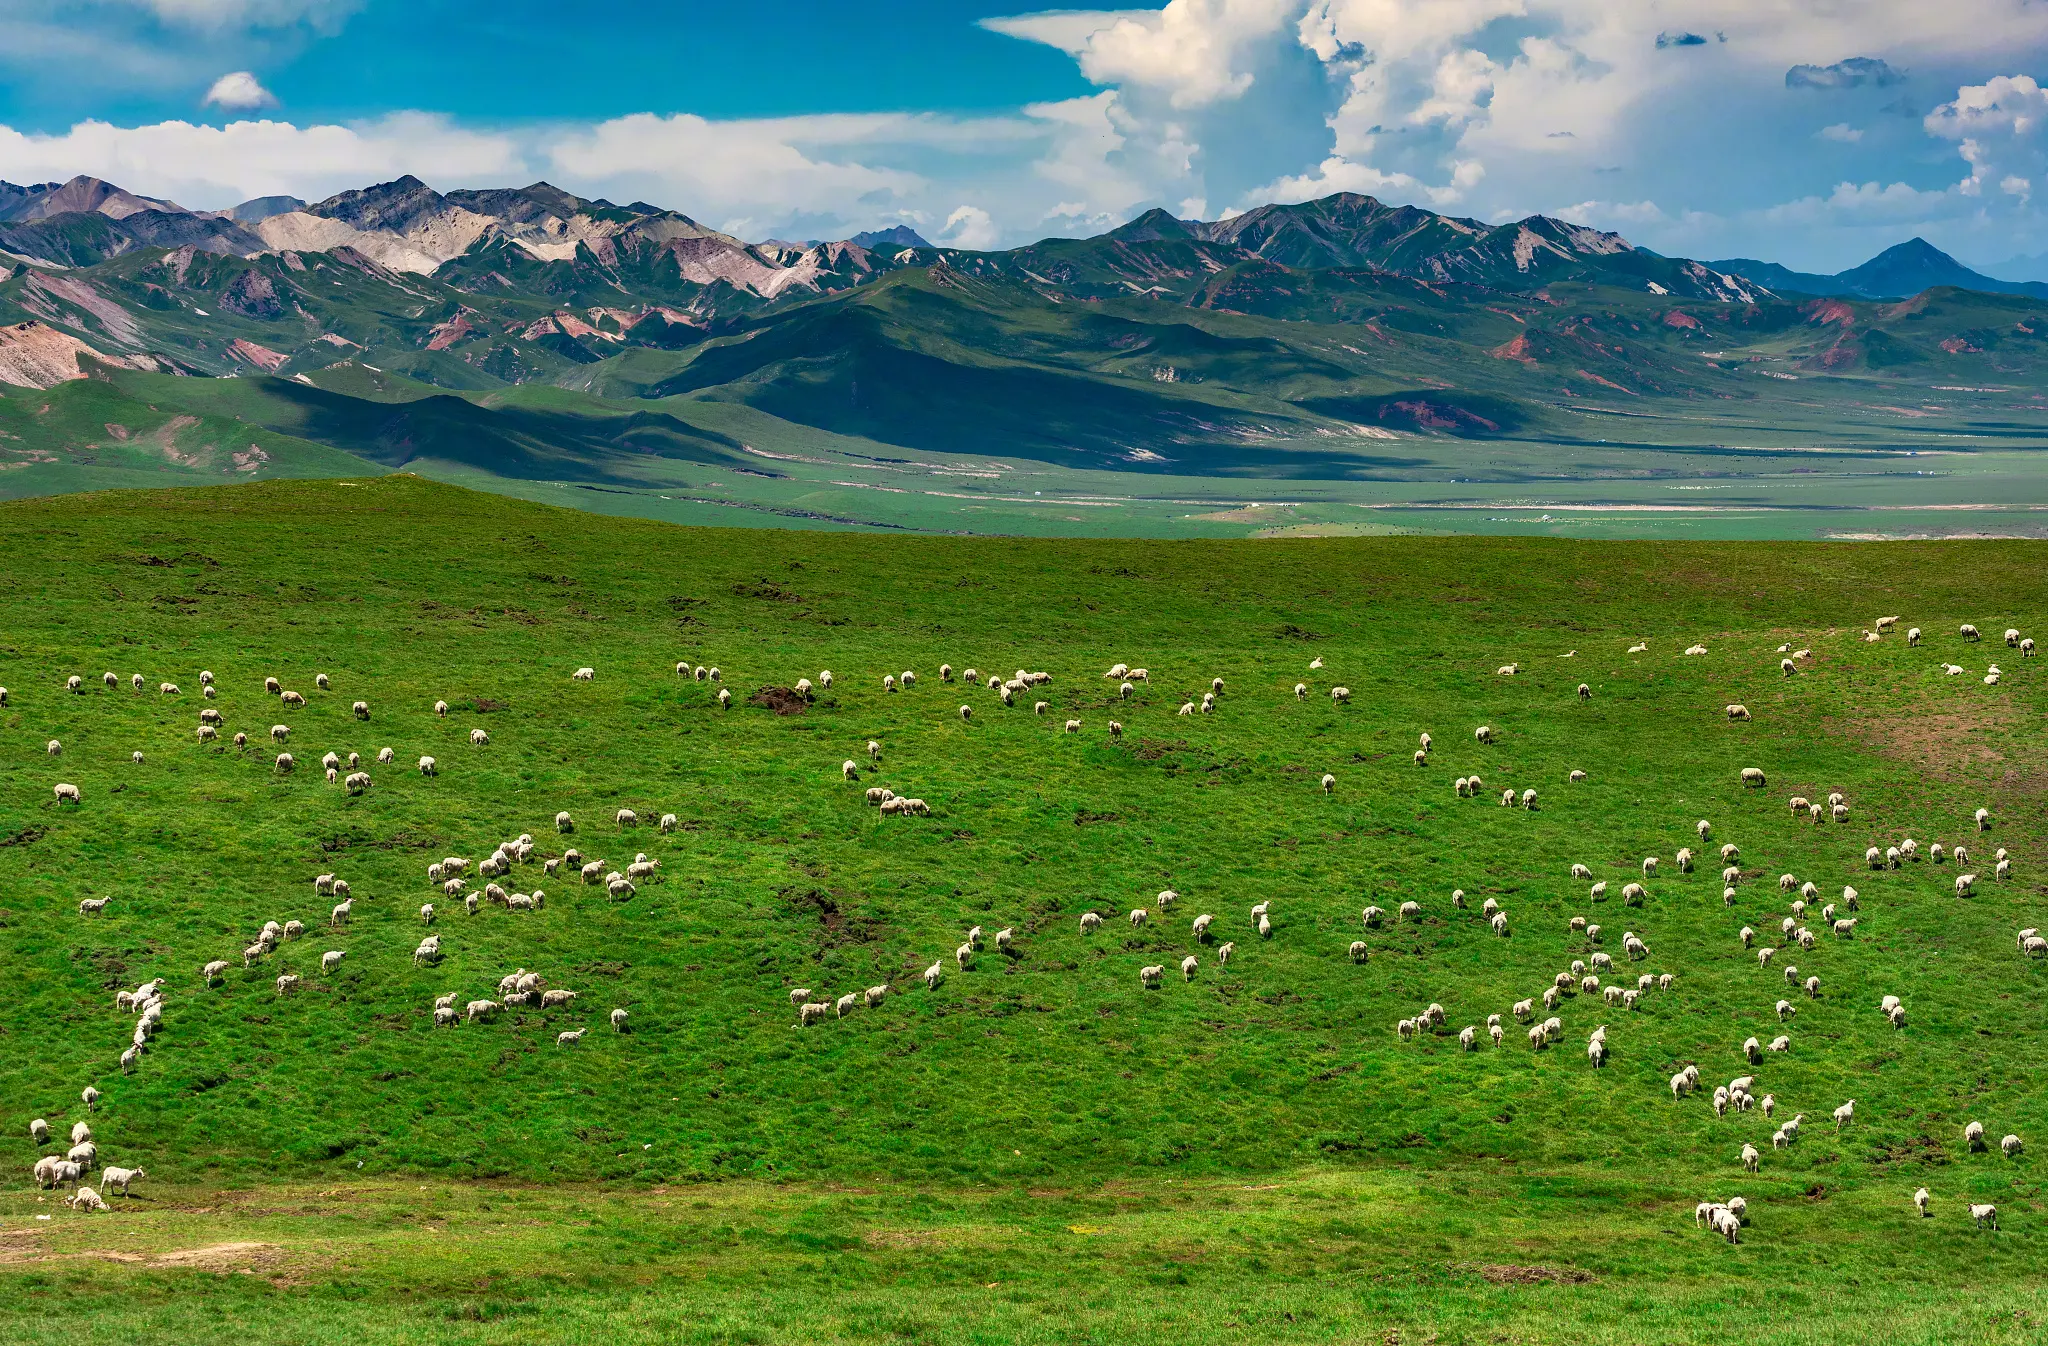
left=749, top=686, right=808, bottom=715
left=1846, top=704, right=2021, bottom=782
left=1472, top=1263, right=1595, bottom=1285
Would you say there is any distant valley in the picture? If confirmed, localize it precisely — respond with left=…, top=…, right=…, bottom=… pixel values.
left=4, top=174, right=2048, bottom=539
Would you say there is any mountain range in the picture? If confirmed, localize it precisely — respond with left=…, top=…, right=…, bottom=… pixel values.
left=1714, top=238, right=2048, bottom=302
left=2, top=171, right=2046, bottom=514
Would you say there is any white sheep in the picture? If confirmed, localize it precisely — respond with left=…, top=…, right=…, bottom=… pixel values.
left=1833, top=1100, right=1856, bottom=1130
left=2003, top=1134, right=2024, bottom=1158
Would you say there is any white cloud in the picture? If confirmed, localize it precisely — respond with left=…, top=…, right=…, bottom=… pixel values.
left=202, top=70, right=275, bottom=109
left=1410, top=48, right=1498, bottom=127
left=1925, top=74, right=2048, bottom=139
left=1758, top=179, right=1953, bottom=226
left=1818, top=123, right=1863, bottom=142
left=1924, top=76, right=2048, bottom=200
left=939, top=205, right=1001, bottom=248
left=0, top=113, right=524, bottom=207
left=986, top=0, right=1297, bottom=109
left=2001, top=173, right=2032, bottom=202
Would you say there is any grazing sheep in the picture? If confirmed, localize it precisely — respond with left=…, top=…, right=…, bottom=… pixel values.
left=1976, top=807, right=1992, bottom=831
left=1474, top=725, right=1492, bottom=743
left=1972, top=1203, right=1999, bottom=1230
left=276, top=973, right=300, bottom=995
left=1962, top=624, right=1980, bottom=641
left=1956, top=873, right=1976, bottom=897
left=2003, top=1134, right=2024, bottom=1158
left=330, top=899, right=352, bottom=927
left=1138, top=965, right=1165, bottom=989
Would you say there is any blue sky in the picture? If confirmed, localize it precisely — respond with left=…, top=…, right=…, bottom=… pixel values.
left=2, top=0, right=2047, bottom=273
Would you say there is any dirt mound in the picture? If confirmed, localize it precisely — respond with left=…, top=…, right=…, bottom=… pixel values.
left=749, top=686, right=809, bottom=715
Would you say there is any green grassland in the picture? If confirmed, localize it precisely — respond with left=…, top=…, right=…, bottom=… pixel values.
left=0, top=475, right=2044, bottom=1341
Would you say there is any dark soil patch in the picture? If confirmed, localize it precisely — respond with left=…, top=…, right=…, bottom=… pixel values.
left=750, top=686, right=809, bottom=716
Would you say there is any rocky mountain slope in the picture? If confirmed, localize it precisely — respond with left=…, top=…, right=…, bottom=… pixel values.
left=2, top=173, right=2046, bottom=494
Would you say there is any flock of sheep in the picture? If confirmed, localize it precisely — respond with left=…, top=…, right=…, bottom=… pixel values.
left=18, top=617, right=2033, bottom=1236
left=787, top=624, right=2033, bottom=1238
left=29, top=665, right=668, bottom=1210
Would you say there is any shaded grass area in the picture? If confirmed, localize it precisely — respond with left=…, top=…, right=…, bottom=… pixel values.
left=4, top=1173, right=2044, bottom=1345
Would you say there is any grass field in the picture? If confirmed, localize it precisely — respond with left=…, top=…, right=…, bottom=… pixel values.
left=1, top=474, right=2044, bottom=1341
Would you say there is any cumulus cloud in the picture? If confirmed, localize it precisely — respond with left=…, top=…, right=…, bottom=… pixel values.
left=1925, top=74, right=2048, bottom=138
left=983, top=0, right=1296, bottom=109
left=939, top=204, right=1001, bottom=248
left=1786, top=57, right=1906, bottom=90
left=1818, top=123, right=1864, bottom=142
left=202, top=70, right=274, bottom=109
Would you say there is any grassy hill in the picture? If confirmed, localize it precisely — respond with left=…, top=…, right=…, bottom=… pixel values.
left=0, top=476, right=2043, bottom=1340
